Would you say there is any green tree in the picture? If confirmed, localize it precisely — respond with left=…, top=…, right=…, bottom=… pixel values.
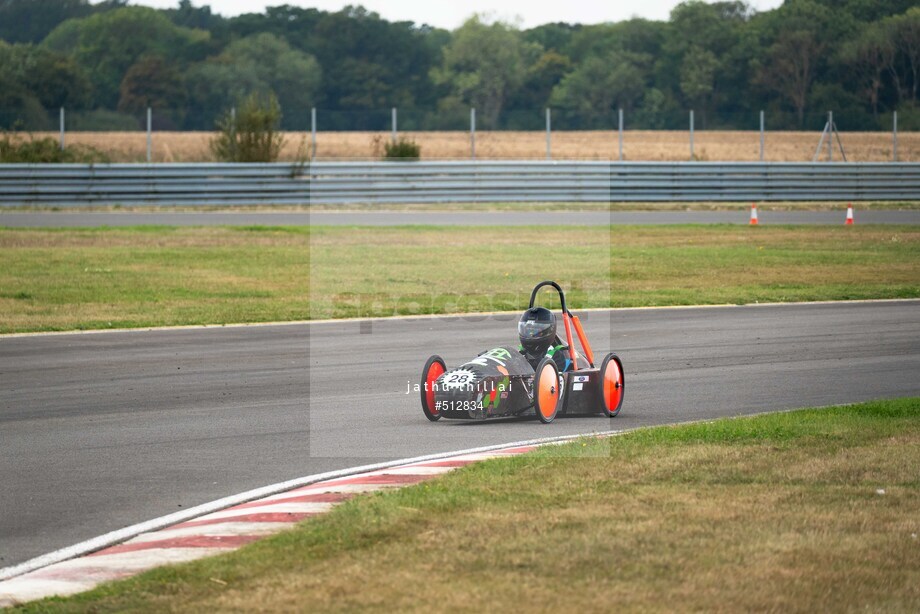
left=167, top=0, right=226, bottom=33
left=550, top=53, right=646, bottom=126
left=226, top=5, right=446, bottom=118
left=888, top=8, right=920, bottom=103
left=185, top=59, right=263, bottom=128
left=0, top=0, right=100, bottom=44
left=42, top=6, right=208, bottom=108
left=751, top=0, right=856, bottom=126
left=433, top=15, right=537, bottom=128
left=635, top=88, right=682, bottom=129
left=1, top=0, right=914, bottom=134
left=508, top=50, right=571, bottom=109
left=186, top=33, right=321, bottom=128
left=842, top=24, right=894, bottom=118
left=680, top=45, right=719, bottom=125
left=759, top=30, right=824, bottom=125
left=308, top=6, right=442, bottom=113
left=811, top=0, right=916, bottom=23
left=663, top=1, right=751, bottom=123
left=223, top=33, right=321, bottom=114
left=567, top=19, right=664, bottom=63
left=117, top=56, right=187, bottom=126
left=523, top=22, right=580, bottom=55
left=0, top=41, right=45, bottom=128
left=0, top=41, right=91, bottom=128
left=2, top=43, right=92, bottom=110
left=669, top=1, right=750, bottom=53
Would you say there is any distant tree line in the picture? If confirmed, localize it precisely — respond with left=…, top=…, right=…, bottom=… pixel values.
left=1, top=0, right=918, bottom=131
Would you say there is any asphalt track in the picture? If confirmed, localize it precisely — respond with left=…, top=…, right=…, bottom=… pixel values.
left=2, top=301, right=919, bottom=570
left=2, top=210, right=920, bottom=227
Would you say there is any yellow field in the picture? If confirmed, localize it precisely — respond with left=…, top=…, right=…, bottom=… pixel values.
left=37, top=130, right=917, bottom=163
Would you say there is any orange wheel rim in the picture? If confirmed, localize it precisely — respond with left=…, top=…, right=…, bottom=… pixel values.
left=426, top=363, right=445, bottom=413
left=538, top=364, right=558, bottom=418
left=603, top=359, right=623, bottom=411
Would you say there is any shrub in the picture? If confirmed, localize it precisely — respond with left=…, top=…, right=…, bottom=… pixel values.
left=210, top=93, right=285, bottom=162
left=383, top=136, right=421, bottom=160
left=0, top=130, right=109, bottom=163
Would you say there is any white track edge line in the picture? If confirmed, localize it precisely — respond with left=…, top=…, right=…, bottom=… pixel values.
left=3, top=298, right=917, bottom=339
left=0, top=400, right=837, bottom=583
left=0, top=430, right=622, bottom=582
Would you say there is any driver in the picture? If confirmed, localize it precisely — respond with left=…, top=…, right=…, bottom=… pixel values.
left=518, top=307, right=571, bottom=372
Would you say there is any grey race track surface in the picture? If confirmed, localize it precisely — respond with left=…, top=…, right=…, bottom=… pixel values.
left=1, top=301, right=919, bottom=568
left=2, top=210, right=920, bottom=227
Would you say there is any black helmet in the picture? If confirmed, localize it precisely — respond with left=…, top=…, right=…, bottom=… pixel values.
left=519, top=307, right=556, bottom=354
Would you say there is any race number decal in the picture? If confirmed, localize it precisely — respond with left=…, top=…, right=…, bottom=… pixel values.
left=441, top=368, right=478, bottom=390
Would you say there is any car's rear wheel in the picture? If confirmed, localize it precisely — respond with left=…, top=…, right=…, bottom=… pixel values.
left=534, top=357, right=560, bottom=423
left=421, top=355, right=446, bottom=422
left=599, top=353, right=625, bottom=417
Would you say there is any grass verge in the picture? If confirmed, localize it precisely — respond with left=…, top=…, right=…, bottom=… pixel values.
left=0, top=225, right=918, bottom=333
left=2, top=201, right=920, bottom=212
left=20, top=397, right=920, bottom=612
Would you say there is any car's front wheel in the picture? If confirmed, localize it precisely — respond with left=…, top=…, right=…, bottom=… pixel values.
left=420, top=355, right=446, bottom=422
left=599, top=353, right=625, bottom=417
left=534, top=357, right=560, bottom=423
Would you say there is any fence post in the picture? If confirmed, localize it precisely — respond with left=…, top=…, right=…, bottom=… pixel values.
left=618, top=108, right=624, bottom=161
left=59, top=107, right=65, bottom=152
left=146, top=107, right=152, bottom=163
left=759, top=110, right=765, bottom=162
left=311, top=107, right=317, bottom=160
left=546, top=108, right=552, bottom=160
left=470, top=107, right=476, bottom=160
left=391, top=107, right=397, bottom=142
left=893, top=110, right=898, bottom=162
left=230, top=107, right=236, bottom=160
left=689, top=110, right=695, bottom=160
left=827, top=111, right=833, bottom=162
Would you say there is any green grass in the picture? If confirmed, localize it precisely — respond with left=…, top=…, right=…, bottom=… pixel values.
left=0, top=225, right=918, bottom=333
left=19, top=398, right=920, bottom=612
left=2, top=200, right=920, bottom=212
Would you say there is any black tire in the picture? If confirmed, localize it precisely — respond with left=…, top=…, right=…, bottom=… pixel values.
left=421, top=355, right=446, bottom=422
left=534, top=357, right=560, bottom=424
left=599, top=353, right=625, bottom=417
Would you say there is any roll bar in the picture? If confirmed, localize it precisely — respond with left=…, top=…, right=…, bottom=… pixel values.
left=528, top=281, right=595, bottom=368
left=529, top=280, right=569, bottom=315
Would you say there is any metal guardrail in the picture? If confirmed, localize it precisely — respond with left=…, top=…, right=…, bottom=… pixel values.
left=1, top=162, right=919, bottom=206
left=0, top=164, right=310, bottom=207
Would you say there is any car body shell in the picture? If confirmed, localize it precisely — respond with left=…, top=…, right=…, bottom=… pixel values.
left=434, top=346, right=603, bottom=420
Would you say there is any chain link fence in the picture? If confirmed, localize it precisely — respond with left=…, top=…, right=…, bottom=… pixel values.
left=1, top=106, right=916, bottom=163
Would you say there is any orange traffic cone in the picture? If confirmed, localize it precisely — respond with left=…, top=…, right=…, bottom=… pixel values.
left=845, top=203, right=854, bottom=225
left=750, top=203, right=759, bottom=225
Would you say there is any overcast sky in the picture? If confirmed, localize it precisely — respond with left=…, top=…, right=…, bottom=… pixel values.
left=113, top=0, right=785, bottom=29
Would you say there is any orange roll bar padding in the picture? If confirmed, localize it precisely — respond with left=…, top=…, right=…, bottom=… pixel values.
left=571, top=315, right=594, bottom=367
left=562, top=313, right=578, bottom=371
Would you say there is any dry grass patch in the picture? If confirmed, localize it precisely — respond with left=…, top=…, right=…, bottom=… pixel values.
left=31, top=130, right=920, bottom=162
left=24, top=398, right=920, bottom=613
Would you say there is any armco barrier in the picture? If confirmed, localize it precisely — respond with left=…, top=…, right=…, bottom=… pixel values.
left=0, top=164, right=310, bottom=207
left=1, top=162, right=918, bottom=206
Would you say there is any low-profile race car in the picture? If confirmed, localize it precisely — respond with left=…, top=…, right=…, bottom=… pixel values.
left=420, top=281, right=624, bottom=423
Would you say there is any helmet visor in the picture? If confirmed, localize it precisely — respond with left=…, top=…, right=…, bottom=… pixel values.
left=518, top=320, right=553, bottom=340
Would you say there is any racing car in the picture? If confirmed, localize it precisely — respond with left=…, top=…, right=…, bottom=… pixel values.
left=420, top=281, right=624, bottom=423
